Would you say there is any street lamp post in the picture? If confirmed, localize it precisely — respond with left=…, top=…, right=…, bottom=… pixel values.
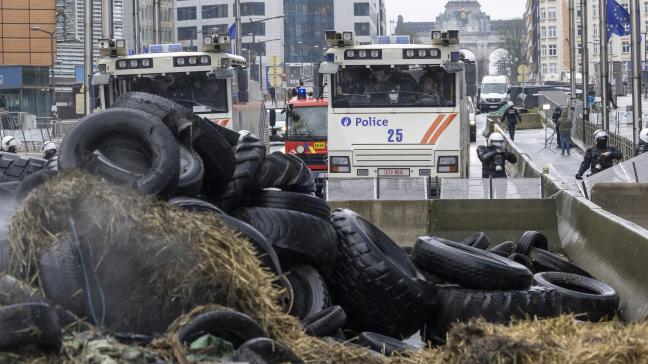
left=31, top=27, right=56, bottom=112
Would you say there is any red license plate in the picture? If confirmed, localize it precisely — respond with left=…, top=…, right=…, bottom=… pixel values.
left=378, top=168, right=410, bottom=177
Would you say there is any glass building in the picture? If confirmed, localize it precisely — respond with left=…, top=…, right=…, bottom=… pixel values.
left=283, top=0, right=333, bottom=64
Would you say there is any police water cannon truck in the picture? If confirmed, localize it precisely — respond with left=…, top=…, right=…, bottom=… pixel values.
left=92, top=34, right=267, bottom=139
left=320, top=29, right=470, bottom=182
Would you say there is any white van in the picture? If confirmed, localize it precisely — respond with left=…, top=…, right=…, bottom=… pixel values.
left=478, top=75, right=509, bottom=112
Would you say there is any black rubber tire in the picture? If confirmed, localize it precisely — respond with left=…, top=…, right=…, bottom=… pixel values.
left=193, top=119, right=237, bottom=197
left=0, top=151, right=47, bottom=182
left=233, top=337, right=303, bottom=364
left=529, top=248, right=592, bottom=277
left=177, top=310, right=267, bottom=349
left=301, top=305, right=346, bottom=337
left=216, top=214, right=282, bottom=276
left=357, top=332, right=416, bottom=356
left=59, top=108, right=180, bottom=197
left=327, top=209, right=435, bottom=338
left=112, top=92, right=193, bottom=141
left=460, top=232, right=490, bottom=250
left=285, top=264, right=330, bottom=320
left=533, top=272, right=619, bottom=321
left=508, top=253, right=535, bottom=273
left=412, top=236, right=533, bottom=290
left=175, top=145, right=204, bottom=197
left=0, top=303, right=61, bottom=351
left=421, top=285, right=561, bottom=344
left=234, top=207, right=337, bottom=268
left=168, top=197, right=225, bottom=214
left=517, top=231, right=549, bottom=255
left=255, top=152, right=315, bottom=194
left=15, top=169, right=58, bottom=200
left=247, top=190, right=330, bottom=221
left=169, top=198, right=281, bottom=275
left=402, top=246, right=414, bottom=256
left=488, top=241, right=517, bottom=257
left=192, top=116, right=242, bottom=147
left=215, top=132, right=266, bottom=212
left=38, top=240, right=86, bottom=318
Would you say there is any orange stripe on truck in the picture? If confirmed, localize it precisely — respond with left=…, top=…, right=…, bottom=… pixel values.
left=420, top=114, right=446, bottom=144
left=429, top=113, right=458, bottom=145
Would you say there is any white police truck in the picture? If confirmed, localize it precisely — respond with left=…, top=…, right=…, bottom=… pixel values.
left=320, top=30, right=469, bottom=181
left=92, top=35, right=266, bottom=139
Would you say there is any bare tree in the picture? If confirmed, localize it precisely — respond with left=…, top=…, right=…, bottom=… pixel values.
left=497, top=18, right=528, bottom=82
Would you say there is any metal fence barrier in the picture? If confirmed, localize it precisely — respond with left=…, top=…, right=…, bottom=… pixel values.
left=0, top=112, right=54, bottom=152
left=440, top=178, right=543, bottom=199
left=580, top=152, right=648, bottom=199
left=575, top=117, right=635, bottom=161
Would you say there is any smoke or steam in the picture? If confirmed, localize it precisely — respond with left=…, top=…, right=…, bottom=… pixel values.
left=0, top=196, right=17, bottom=240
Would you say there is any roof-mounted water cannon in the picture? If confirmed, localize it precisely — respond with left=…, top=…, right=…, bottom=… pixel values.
left=325, top=30, right=356, bottom=47
left=203, top=33, right=231, bottom=52
left=431, top=30, right=459, bottom=46
left=98, top=38, right=127, bottom=57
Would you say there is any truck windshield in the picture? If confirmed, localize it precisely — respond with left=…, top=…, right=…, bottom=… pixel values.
left=481, top=83, right=506, bottom=94
left=123, top=72, right=228, bottom=113
left=287, top=106, right=328, bottom=139
left=332, top=65, right=456, bottom=108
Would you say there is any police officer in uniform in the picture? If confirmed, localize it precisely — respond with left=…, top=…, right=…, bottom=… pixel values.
left=1, top=136, right=22, bottom=154
left=503, top=102, right=521, bottom=140
left=575, top=130, right=623, bottom=179
left=41, top=141, right=58, bottom=170
left=477, top=132, right=518, bottom=178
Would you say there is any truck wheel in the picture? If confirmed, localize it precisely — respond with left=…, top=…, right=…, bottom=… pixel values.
left=533, top=272, right=618, bottom=321
left=248, top=190, right=330, bottom=221
left=421, top=285, right=561, bottom=344
left=0, top=152, right=47, bottom=182
left=233, top=338, right=303, bottom=364
left=177, top=309, right=267, bottom=349
left=255, top=152, right=315, bottom=194
left=529, top=248, right=591, bottom=277
left=234, top=207, right=337, bottom=268
left=357, top=332, right=417, bottom=356
left=174, top=145, right=204, bottom=197
left=412, top=236, right=533, bottom=290
left=517, top=231, right=549, bottom=255
left=301, top=305, right=346, bottom=337
left=216, top=132, right=266, bottom=212
left=327, top=209, right=436, bottom=338
left=488, top=241, right=517, bottom=257
left=285, top=264, right=330, bottom=320
left=193, top=119, right=236, bottom=197
left=59, top=108, right=180, bottom=197
left=460, top=232, right=490, bottom=250
left=112, top=92, right=193, bottom=141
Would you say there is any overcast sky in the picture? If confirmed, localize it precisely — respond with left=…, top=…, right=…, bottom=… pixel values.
left=385, top=0, right=526, bottom=24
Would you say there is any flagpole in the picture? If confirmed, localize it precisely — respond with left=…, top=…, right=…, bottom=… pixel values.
left=630, top=0, right=642, bottom=148
left=600, top=0, right=610, bottom=131
left=581, top=0, right=590, bottom=131
left=235, top=0, right=242, bottom=55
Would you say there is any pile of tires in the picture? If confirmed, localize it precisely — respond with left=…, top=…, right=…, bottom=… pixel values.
left=410, top=230, right=619, bottom=344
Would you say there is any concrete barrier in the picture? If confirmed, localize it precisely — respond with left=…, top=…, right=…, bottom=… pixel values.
left=430, top=199, right=559, bottom=249
left=591, top=183, right=648, bottom=229
left=328, top=200, right=429, bottom=246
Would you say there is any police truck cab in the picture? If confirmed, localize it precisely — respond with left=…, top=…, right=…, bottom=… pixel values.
left=92, top=35, right=266, bottom=138
left=320, top=30, right=469, bottom=180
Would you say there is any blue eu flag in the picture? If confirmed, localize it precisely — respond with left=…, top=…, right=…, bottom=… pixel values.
left=607, top=0, right=631, bottom=41
left=228, top=23, right=237, bottom=39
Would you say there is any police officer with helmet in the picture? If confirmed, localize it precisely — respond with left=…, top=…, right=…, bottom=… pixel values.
left=41, top=141, right=59, bottom=170
left=477, top=132, right=518, bottom=178
left=575, top=129, right=623, bottom=179
left=503, top=102, right=521, bottom=140
left=636, top=129, right=648, bottom=156
left=1, top=136, right=22, bottom=154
